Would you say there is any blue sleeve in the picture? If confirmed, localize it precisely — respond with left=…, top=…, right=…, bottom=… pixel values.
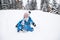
left=29, top=17, right=36, bottom=26
left=29, top=17, right=35, bottom=24
left=17, top=20, right=23, bottom=27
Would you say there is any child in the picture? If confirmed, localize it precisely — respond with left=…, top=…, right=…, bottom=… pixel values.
left=16, top=12, right=36, bottom=32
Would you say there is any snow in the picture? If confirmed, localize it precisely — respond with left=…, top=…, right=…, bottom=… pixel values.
left=0, top=10, right=60, bottom=40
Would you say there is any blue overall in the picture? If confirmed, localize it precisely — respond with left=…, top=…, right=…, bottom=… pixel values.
left=16, top=17, right=34, bottom=32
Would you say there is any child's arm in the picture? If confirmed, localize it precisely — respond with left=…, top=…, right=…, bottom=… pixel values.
left=16, top=20, right=23, bottom=27
left=29, top=17, right=36, bottom=27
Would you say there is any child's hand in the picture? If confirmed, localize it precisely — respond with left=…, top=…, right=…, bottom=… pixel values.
left=34, top=24, right=36, bottom=27
left=16, top=25, right=17, bottom=27
left=32, top=23, right=36, bottom=27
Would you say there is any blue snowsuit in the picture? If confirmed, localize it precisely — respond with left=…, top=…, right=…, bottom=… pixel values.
left=16, top=17, right=35, bottom=32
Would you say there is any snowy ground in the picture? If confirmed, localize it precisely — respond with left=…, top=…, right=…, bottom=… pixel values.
left=0, top=10, right=60, bottom=40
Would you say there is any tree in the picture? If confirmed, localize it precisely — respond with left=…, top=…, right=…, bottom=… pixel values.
left=40, top=0, right=50, bottom=12
left=0, top=0, right=2, bottom=9
left=1, top=0, right=10, bottom=9
left=30, top=0, right=37, bottom=10
left=25, top=0, right=37, bottom=10
left=52, top=0, right=58, bottom=8
left=16, top=0, right=23, bottom=9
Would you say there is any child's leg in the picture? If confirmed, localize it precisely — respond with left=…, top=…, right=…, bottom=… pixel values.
left=17, top=26, right=23, bottom=32
left=28, top=27, right=34, bottom=32
left=23, top=25, right=34, bottom=32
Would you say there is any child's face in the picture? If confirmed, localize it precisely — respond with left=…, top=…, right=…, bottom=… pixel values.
left=24, top=13, right=29, bottom=18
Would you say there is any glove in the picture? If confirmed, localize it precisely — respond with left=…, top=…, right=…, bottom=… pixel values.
left=16, top=25, right=17, bottom=27
left=32, top=23, right=36, bottom=27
